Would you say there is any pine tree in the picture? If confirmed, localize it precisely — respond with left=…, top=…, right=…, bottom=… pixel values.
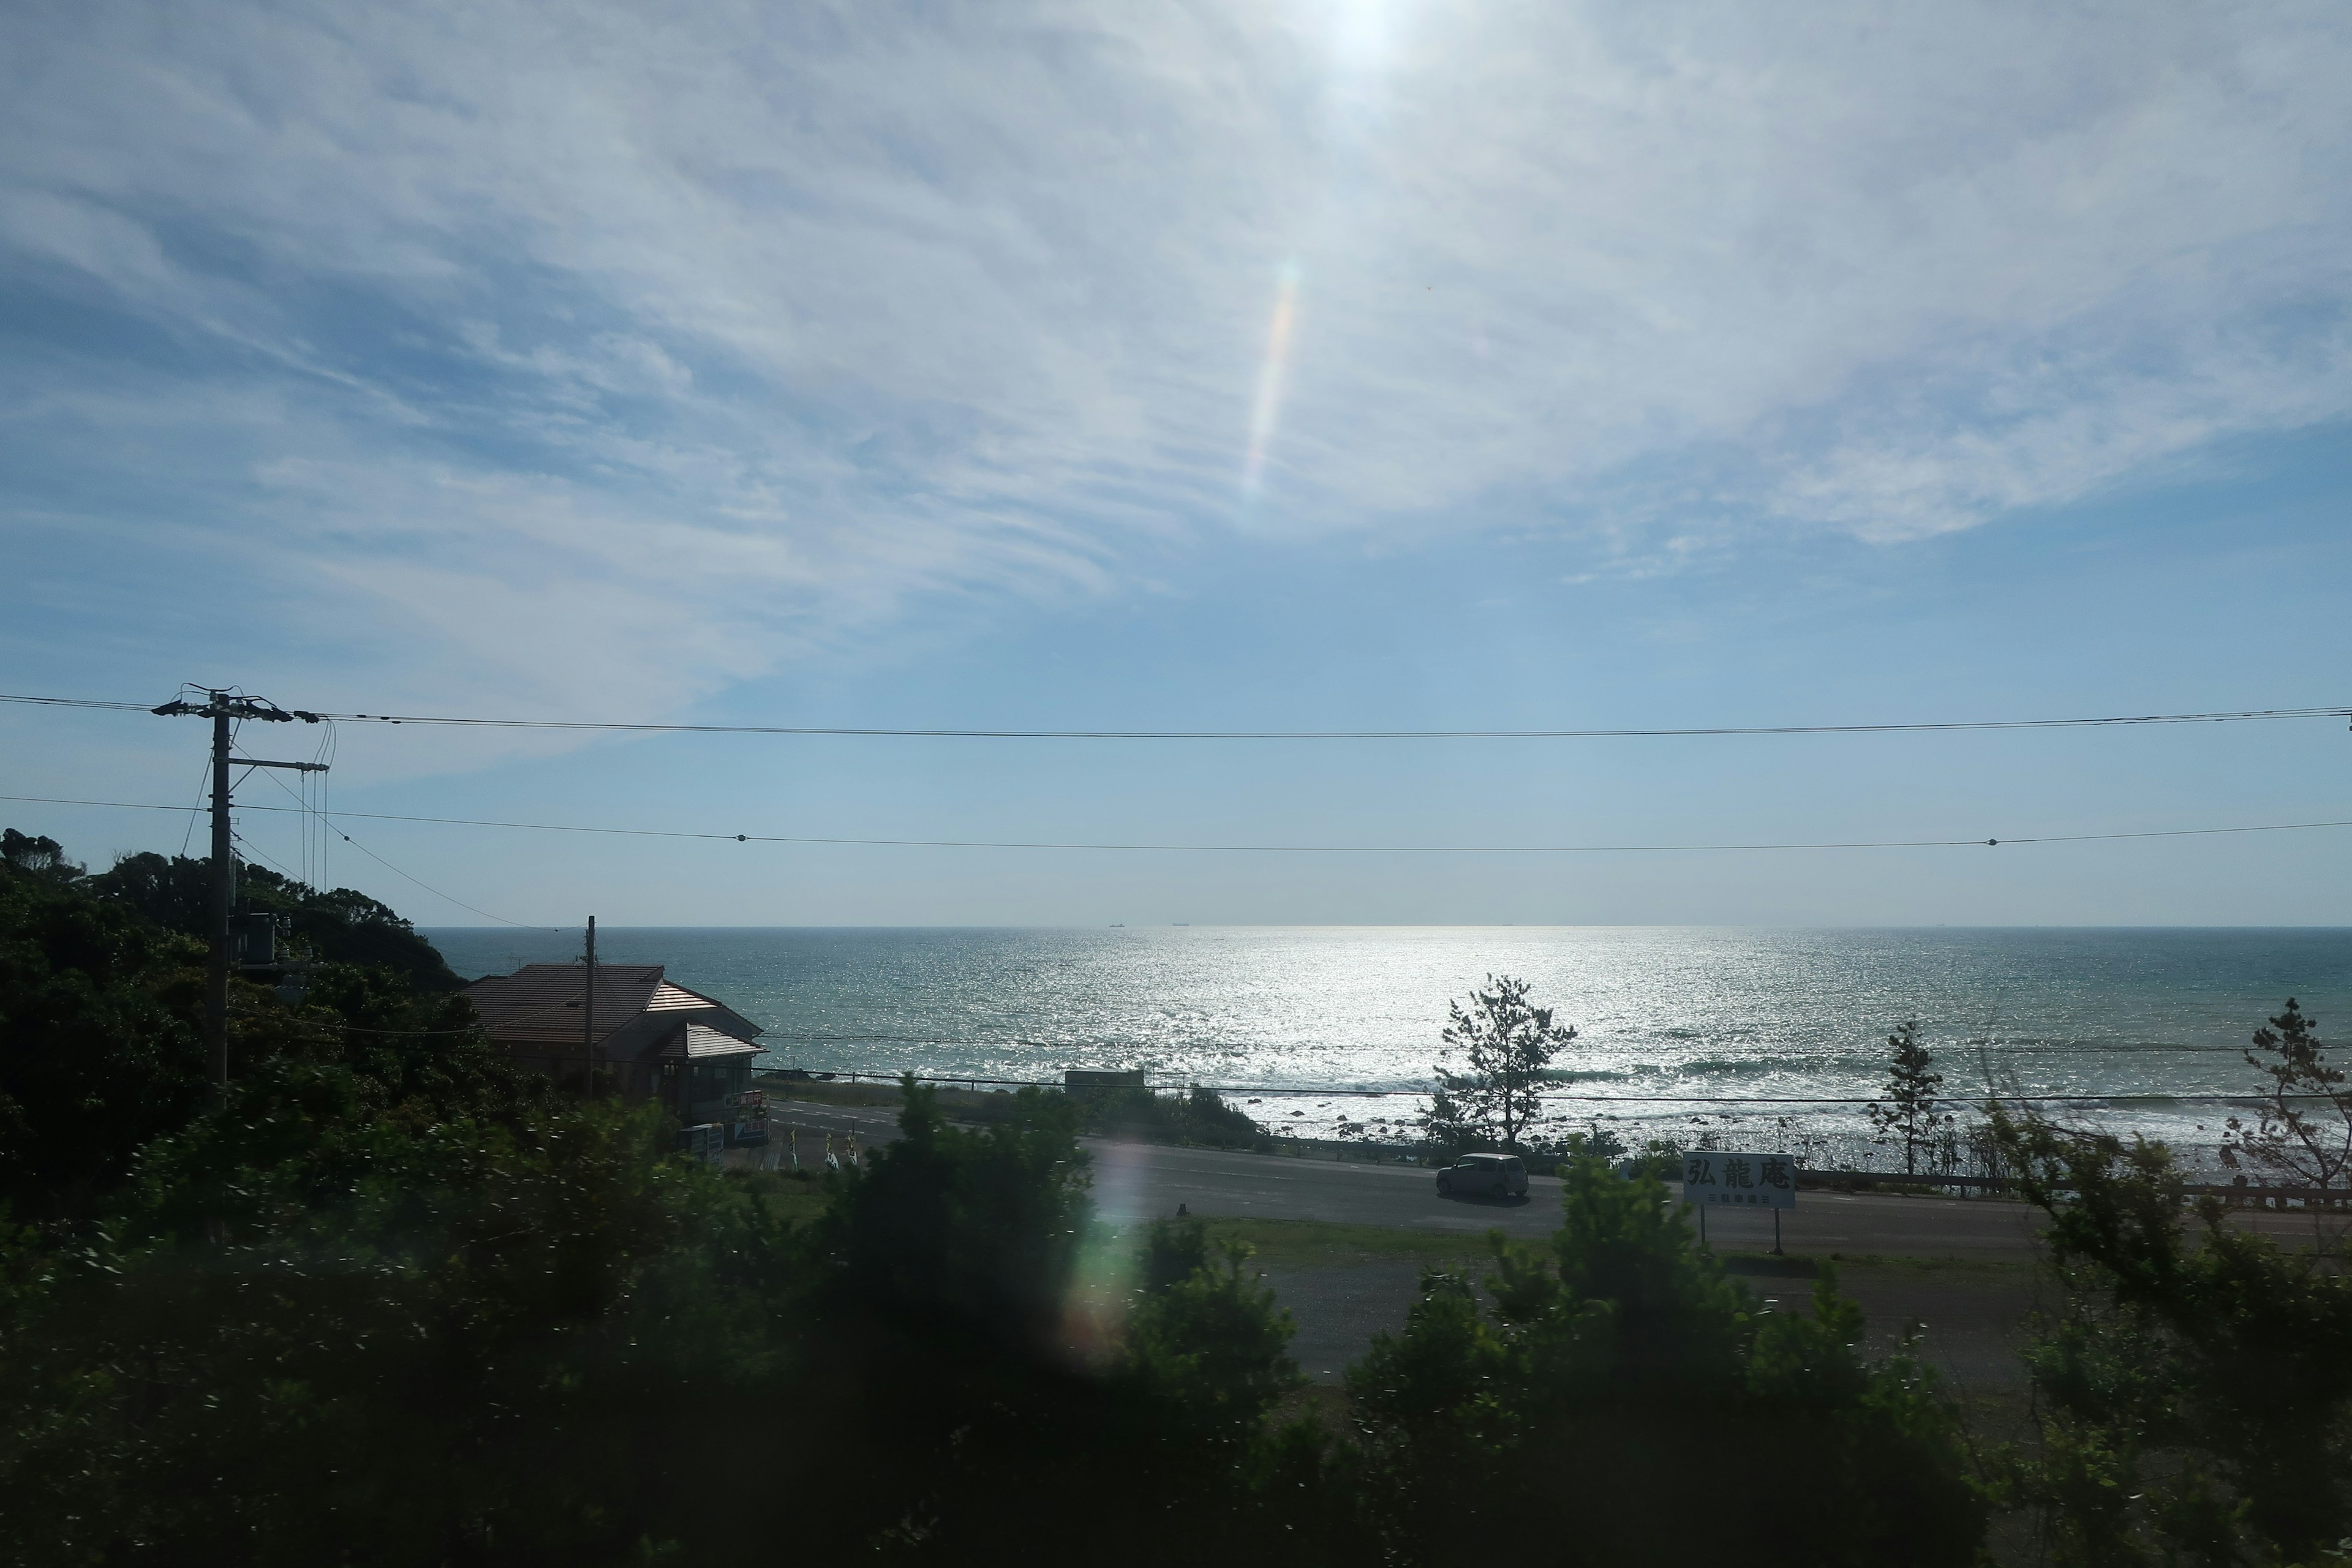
left=1866, top=1020, right=1947, bottom=1176
left=1420, top=974, right=1577, bottom=1152
left=2220, top=998, right=2351, bottom=1191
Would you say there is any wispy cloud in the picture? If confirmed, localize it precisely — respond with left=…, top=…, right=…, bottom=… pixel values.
left=2, top=0, right=2346, bottom=717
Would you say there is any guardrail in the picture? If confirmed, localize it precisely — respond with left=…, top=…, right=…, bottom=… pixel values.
left=1793, top=1168, right=2345, bottom=1204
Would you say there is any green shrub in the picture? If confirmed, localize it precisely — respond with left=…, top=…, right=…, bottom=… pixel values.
left=1076, top=1084, right=1263, bottom=1147
left=1347, top=1157, right=1982, bottom=1566
left=1992, top=1109, right=2352, bottom=1566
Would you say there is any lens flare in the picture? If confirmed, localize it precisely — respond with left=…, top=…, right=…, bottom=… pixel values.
left=1058, top=1140, right=1147, bottom=1367
left=1242, top=261, right=1303, bottom=500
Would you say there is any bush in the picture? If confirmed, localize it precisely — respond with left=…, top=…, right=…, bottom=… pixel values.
left=1992, top=1110, right=2352, bottom=1566
left=1347, top=1158, right=1981, bottom=1566
left=1075, top=1084, right=1263, bottom=1147
left=0, top=853, right=209, bottom=1224
left=91, top=851, right=464, bottom=992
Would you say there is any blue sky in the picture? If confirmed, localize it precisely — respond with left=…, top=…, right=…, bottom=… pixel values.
left=4, top=0, right=2348, bottom=925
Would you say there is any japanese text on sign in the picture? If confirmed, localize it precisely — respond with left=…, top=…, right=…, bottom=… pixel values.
left=1680, top=1152, right=1797, bottom=1209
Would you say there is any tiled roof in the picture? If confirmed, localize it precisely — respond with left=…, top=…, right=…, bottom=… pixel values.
left=462, top=963, right=665, bottom=1047
left=658, top=1022, right=763, bottom=1060
left=647, top=981, right=716, bottom=1012
left=465, top=962, right=763, bottom=1050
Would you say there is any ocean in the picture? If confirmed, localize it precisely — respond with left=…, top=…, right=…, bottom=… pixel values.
left=421, top=925, right=2352, bottom=1166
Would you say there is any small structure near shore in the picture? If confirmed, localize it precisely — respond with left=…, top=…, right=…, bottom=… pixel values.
left=1065, top=1068, right=1148, bottom=1097
left=466, top=962, right=764, bottom=1129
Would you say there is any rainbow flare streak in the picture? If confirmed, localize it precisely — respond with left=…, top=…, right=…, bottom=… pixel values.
left=1242, top=262, right=1302, bottom=499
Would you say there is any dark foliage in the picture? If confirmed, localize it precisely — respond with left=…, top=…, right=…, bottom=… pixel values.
left=818, top=1079, right=1090, bottom=1349
left=91, top=851, right=464, bottom=991
left=2, top=831, right=1994, bottom=1564
left=781, top=1084, right=1338, bottom=1562
left=1992, top=1106, right=2352, bottom=1567
left=0, top=830, right=82, bottom=882
left=0, top=845, right=208, bottom=1224
left=1348, top=1158, right=1983, bottom=1566
left=1076, top=1082, right=1264, bottom=1146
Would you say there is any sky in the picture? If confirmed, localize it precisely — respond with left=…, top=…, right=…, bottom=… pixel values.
left=2, top=0, right=2349, bottom=927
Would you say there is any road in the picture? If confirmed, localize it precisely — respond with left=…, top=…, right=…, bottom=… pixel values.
left=767, top=1106, right=2330, bottom=1260
left=777, top=1107, right=2046, bottom=1257
left=768, top=1106, right=2339, bottom=1389
left=1087, top=1139, right=2064, bottom=1256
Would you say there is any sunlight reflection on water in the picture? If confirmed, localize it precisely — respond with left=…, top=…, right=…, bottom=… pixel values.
left=426, top=926, right=2352, bottom=1159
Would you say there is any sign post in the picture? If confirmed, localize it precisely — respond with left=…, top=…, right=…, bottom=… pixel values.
left=1680, top=1152, right=1797, bottom=1254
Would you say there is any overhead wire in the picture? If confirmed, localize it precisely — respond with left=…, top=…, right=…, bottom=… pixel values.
left=7, top=793, right=2352, bottom=856
left=227, top=1008, right=494, bottom=1038
left=228, top=827, right=301, bottom=883
left=317, top=703, right=2352, bottom=741
left=775, top=1069, right=2315, bottom=1105
left=323, top=823, right=565, bottom=930
left=244, top=767, right=560, bottom=929
left=175, top=754, right=210, bottom=858
left=4, top=689, right=2349, bottom=741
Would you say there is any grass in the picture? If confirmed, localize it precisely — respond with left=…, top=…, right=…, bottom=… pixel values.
left=723, top=1167, right=832, bottom=1226
left=1815, top=1250, right=2040, bottom=1281
left=1191, top=1216, right=1498, bottom=1269
left=1180, top=1221, right=2046, bottom=1285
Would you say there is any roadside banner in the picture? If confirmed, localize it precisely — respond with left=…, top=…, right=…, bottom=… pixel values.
left=1681, top=1152, right=1796, bottom=1209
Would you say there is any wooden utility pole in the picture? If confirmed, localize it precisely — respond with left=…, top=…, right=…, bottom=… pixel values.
left=584, top=914, right=597, bottom=1097
left=152, top=689, right=327, bottom=1097
left=207, top=704, right=233, bottom=1087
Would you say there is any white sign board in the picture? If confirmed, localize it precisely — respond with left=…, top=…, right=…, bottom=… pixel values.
left=1681, top=1152, right=1796, bottom=1209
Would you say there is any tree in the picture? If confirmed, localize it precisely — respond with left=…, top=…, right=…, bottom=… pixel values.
left=1991, top=1109, right=2352, bottom=1566
left=1076, top=1084, right=1264, bottom=1147
left=1420, top=973, right=1575, bottom=1152
left=1, top=829, right=82, bottom=883
left=92, top=852, right=464, bottom=992
left=0, top=843, right=208, bottom=1223
left=2219, top=998, right=2351, bottom=1192
left=802, top=1085, right=1349, bottom=1563
left=1118, top=1216, right=1303, bottom=1450
left=1346, top=1158, right=1981, bottom=1566
left=1866, top=1019, right=1947, bottom=1175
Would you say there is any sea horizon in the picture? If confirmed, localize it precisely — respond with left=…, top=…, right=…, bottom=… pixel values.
left=421, top=925, right=2352, bottom=1168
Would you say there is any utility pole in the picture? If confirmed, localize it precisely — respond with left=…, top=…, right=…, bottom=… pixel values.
left=584, top=914, right=597, bottom=1098
left=208, top=704, right=232, bottom=1084
left=153, top=689, right=326, bottom=1097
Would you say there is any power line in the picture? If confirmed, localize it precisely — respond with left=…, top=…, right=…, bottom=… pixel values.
left=0, top=693, right=161, bottom=715
left=228, top=828, right=301, bottom=883
left=318, top=704, right=2352, bottom=739
left=175, top=755, right=209, bottom=858
left=250, top=772, right=556, bottom=928
left=5, top=689, right=2348, bottom=741
left=243, top=764, right=559, bottom=929
left=781, top=1069, right=2304, bottom=1105
left=325, top=821, right=565, bottom=930
left=7, top=793, right=2352, bottom=855
left=227, top=1007, right=492, bottom=1038
left=747, top=1033, right=2264, bottom=1056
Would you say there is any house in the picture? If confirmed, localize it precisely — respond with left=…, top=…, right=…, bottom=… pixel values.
left=464, top=962, right=764, bottom=1126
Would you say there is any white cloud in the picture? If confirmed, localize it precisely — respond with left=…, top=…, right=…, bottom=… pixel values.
left=1, top=0, right=2347, bottom=710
